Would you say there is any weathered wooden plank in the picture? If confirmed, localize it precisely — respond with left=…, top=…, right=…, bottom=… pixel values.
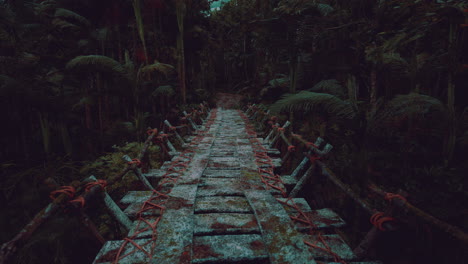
left=245, top=190, right=317, bottom=264
left=194, top=213, right=260, bottom=235
left=192, top=234, right=269, bottom=264
left=195, top=196, right=252, bottom=213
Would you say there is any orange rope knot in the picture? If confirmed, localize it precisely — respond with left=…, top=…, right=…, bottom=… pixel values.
left=84, top=179, right=108, bottom=192
left=69, top=196, right=86, bottom=208
left=309, top=155, right=321, bottom=163
left=146, top=128, right=158, bottom=136
left=291, top=133, right=302, bottom=140
left=370, top=212, right=395, bottom=231
left=384, top=192, right=407, bottom=204
left=49, top=186, right=76, bottom=200
left=128, top=158, right=142, bottom=167
left=288, top=145, right=296, bottom=152
left=306, top=141, right=318, bottom=148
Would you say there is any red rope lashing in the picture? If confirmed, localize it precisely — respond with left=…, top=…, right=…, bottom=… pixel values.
left=169, top=126, right=176, bottom=131
left=277, top=127, right=285, bottom=132
left=309, top=154, right=321, bottom=163
left=270, top=116, right=277, bottom=122
left=288, top=145, right=296, bottom=152
left=146, top=128, right=158, bottom=136
left=128, top=158, right=142, bottom=167
left=370, top=212, right=395, bottom=231
left=49, top=186, right=76, bottom=200
left=384, top=192, right=407, bottom=204
left=69, top=196, right=86, bottom=208
left=306, top=141, right=319, bottom=148
left=84, top=179, right=107, bottom=192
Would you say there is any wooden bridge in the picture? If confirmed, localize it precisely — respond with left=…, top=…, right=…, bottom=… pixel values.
left=3, top=96, right=467, bottom=264
left=92, top=106, right=379, bottom=264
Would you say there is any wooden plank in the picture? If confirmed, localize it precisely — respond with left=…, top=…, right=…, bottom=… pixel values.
left=245, top=190, right=317, bottom=264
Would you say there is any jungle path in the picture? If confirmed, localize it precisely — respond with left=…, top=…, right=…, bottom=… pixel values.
left=93, top=96, right=373, bottom=264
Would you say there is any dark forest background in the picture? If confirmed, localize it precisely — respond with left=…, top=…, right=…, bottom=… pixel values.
left=0, top=0, right=467, bottom=263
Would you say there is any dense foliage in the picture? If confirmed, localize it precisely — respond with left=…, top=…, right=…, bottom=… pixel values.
left=1, top=0, right=467, bottom=263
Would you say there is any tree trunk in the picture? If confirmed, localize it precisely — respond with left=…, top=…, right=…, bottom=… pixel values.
left=176, top=0, right=187, bottom=104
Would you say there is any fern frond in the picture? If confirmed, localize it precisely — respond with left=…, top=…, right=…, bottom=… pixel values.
left=66, top=55, right=130, bottom=81
left=52, top=18, right=81, bottom=31
left=152, top=85, right=174, bottom=97
left=54, top=8, right=90, bottom=27
left=140, top=61, right=175, bottom=77
left=308, top=79, right=345, bottom=98
left=317, top=3, right=334, bottom=16
left=270, top=91, right=357, bottom=119
left=368, top=93, right=447, bottom=135
left=268, top=77, right=289, bottom=88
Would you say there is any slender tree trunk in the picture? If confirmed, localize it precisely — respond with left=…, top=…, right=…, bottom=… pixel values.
left=176, top=0, right=187, bottom=104
left=369, top=67, right=378, bottom=118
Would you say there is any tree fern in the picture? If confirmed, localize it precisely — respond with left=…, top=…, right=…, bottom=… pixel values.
left=368, top=93, right=447, bottom=136
left=140, top=61, right=175, bottom=77
left=66, top=55, right=130, bottom=81
left=152, top=85, right=174, bottom=97
left=270, top=91, right=357, bottom=119
left=268, top=77, right=289, bottom=88
left=54, top=8, right=90, bottom=28
left=316, top=3, right=334, bottom=16
left=52, top=18, right=81, bottom=31
left=308, top=79, right=346, bottom=99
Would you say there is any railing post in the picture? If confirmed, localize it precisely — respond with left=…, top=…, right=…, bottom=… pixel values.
left=183, top=111, right=198, bottom=130
left=269, top=121, right=290, bottom=148
left=164, top=120, right=185, bottom=146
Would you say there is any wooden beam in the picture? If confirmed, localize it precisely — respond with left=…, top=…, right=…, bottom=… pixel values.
left=369, top=184, right=468, bottom=244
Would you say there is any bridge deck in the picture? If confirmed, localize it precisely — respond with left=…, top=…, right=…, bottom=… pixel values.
left=93, top=108, right=377, bottom=264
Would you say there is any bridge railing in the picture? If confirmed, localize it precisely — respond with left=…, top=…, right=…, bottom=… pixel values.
left=244, top=103, right=468, bottom=259
left=0, top=102, right=211, bottom=264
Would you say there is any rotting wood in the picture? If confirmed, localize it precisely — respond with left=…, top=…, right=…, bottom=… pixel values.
left=264, top=122, right=278, bottom=143
left=79, top=210, right=106, bottom=245
left=122, top=155, right=154, bottom=190
left=90, top=176, right=132, bottom=231
left=269, top=121, right=290, bottom=148
left=184, top=110, right=198, bottom=130
left=289, top=163, right=316, bottom=198
left=291, top=133, right=333, bottom=156
left=316, top=161, right=374, bottom=214
left=164, top=120, right=185, bottom=146
left=0, top=180, right=81, bottom=264
left=369, top=184, right=468, bottom=244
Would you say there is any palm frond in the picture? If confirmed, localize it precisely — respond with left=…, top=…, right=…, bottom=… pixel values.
left=94, top=28, right=109, bottom=42
left=66, top=55, right=130, bottom=81
left=152, top=85, right=174, bottom=97
left=52, top=18, right=81, bottom=31
left=133, top=0, right=148, bottom=63
left=308, top=79, right=346, bottom=98
left=54, top=8, right=90, bottom=28
left=316, top=3, right=334, bottom=16
left=368, top=93, right=447, bottom=135
left=140, top=61, right=175, bottom=77
left=270, top=91, right=357, bottom=119
left=268, top=77, right=289, bottom=88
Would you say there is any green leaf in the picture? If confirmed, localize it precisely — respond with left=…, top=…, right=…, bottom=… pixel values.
left=270, top=91, right=357, bottom=119
left=54, top=8, right=91, bottom=28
